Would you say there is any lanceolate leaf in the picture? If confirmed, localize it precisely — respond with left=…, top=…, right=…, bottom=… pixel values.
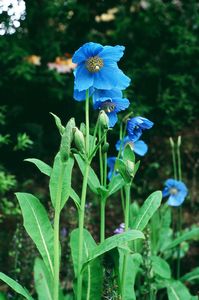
left=74, top=154, right=100, bottom=194
left=50, top=152, right=74, bottom=210
left=131, top=191, right=162, bottom=231
left=119, top=251, right=142, bottom=300
left=70, top=229, right=103, bottom=300
left=16, top=193, right=54, bottom=276
left=167, top=280, right=194, bottom=300
left=162, top=228, right=199, bottom=251
left=50, top=112, right=65, bottom=135
left=69, top=188, right=80, bottom=209
left=83, top=230, right=144, bottom=267
left=0, top=272, right=34, bottom=300
left=25, top=158, right=52, bottom=176
left=34, top=258, right=53, bottom=300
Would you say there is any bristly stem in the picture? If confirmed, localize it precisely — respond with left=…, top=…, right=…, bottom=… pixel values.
left=53, top=163, right=65, bottom=300
left=169, top=137, right=177, bottom=180
left=121, top=183, right=131, bottom=298
left=77, top=90, right=90, bottom=300
left=176, top=136, right=182, bottom=279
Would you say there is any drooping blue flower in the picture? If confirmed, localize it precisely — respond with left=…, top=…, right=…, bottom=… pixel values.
left=72, top=42, right=131, bottom=92
left=116, top=136, right=148, bottom=156
left=127, top=116, right=154, bottom=141
left=162, top=179, right=188, bottom=206
left=107, top=157, right=117, bottom=181
left=93, top=89, right=130, bottom=127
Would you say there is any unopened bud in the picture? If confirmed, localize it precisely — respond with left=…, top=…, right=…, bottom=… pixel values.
left=102, top=142, right=109, bottom=153
left=73, top=127, right=85, bottom=153
left=126, top=159, right=135, bottom=176
left=169, top=137, right=174, bottom=148
left=99, top=110, right=109, bottom=128
left=177, top=136, right=181, bottom=147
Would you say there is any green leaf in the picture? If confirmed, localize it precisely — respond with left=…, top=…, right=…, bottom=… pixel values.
left=50, top=112, right=65, bottom=135
left=167, top=280, right=193, bottom=300
left=162, top=228, right=199, bottom=251
left=108, top=174, right=125, bottom=197
left=131, top=191, right=162, bottom=230
left=181, top=267, right=199, bottom=284
left=119, top=251, right=142, bottom=300
left=70, top=188, right=80, bottom=209
left=0, top=292, right=6, bottom=300
left=157, top=205, right=172, bottom=252
left=151, top=256, right=171, bottom=279
left=70, top=229, right=103, bottom=300
left=50, top=153, right=74, bottom=210
left=34, top=258, right=53, bottom=300
left=24, top=158, right=52, bottom=176
left=0, top=272, right=33, bottom=300
left=83, top=230, right=144, bottom=267
left=74, top=154, right=100, bottom=194
left=115, top=158, right=131, bottom=183
left=123, top=144, right=135, bottom=163
left=60, top=117, right=75, bottom=162
left=15, top=193, right=54, bottom=276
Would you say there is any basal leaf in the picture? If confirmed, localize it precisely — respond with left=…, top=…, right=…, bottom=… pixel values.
left=74, top=154, right=100, bottom=195
left=119, top=251, right=142, bottom=300
left=34, top=258, right=53, bottom=300
left=151, top=256, right=171, bottom=279
left=50, top=153, right=74, bottom=210
left=16, top=193, right=54, bottom=276
left=25, top=158, right=52, bottom=176
left=162, top=228, right=199, bottom=251
left=70, top=229, right=103, bottom=300
left=0, top=272, right=33, bottom=300
left=131, top=191, right=162, bottom=231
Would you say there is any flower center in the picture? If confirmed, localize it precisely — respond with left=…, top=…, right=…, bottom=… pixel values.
left=86, top=56, right=104, bottom=73
left=170, top=187, right=178, bottom=195
left=101, top=101, right=115, bottom=113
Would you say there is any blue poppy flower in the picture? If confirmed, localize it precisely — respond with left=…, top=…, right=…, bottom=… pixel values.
left=73, top=87, right=94, bottom=101
left=72, top=42, right=131, bottom=91
left=115, top=136, right=148, bottom=156
left=127, top=116, right=154, bottom=141
left=93, top=89, right=130, bottom=127
left=162, top=179, right=188, bottom=206
left=107, top=157, right=117, bottom=180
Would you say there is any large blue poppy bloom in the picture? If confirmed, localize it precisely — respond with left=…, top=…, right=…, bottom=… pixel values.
left=107, top=157, right=117, bottom=181
left=72, top=42, right=131, bottom=91
left=162, top=179, right=188, bottom=206
left=127, top=116, right=154, bottom=141
left=93, top=89, right=130, bottom=127
left=115, top=136, right=148, bottom=156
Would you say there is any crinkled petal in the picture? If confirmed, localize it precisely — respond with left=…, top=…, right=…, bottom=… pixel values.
left=113, top=98, right=130, bottom=112
left=72, top=42, right=103, bottom=64
left=107, top=111, right=118, bottom=127
left=99, top=45, right=125, bottom=62
left=134, top=140, right=148, bottom=156
left=73, top=87, right=94, bottom=101
left=74, top=63, right=94, bottom=91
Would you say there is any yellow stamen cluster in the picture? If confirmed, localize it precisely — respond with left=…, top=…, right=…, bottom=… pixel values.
left=86, top=56, right=104, bottom=73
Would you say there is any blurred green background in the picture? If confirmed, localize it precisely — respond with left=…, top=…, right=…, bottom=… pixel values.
left=0, top=0, right=199, bottom=296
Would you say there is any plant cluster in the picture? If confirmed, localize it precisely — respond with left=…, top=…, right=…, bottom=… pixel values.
left=0, top=42, right=198, bottom=300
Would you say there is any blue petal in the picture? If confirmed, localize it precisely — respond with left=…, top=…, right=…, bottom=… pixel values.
left=73, top=87, right=94, bottom=101
left=74, top=63, right=94, bottom=91
left=134, top=140, right=148, bottom=156
left=99, top=45, right=125, bottom=62
left=167, top=191, right=186, bottom=207
left=93, top=66, right=119, bottom=90
left=72, top=42, right=103, bottom=64
left=115, top=136, right=130, bottom=151
left=107, top=157, right=116, bottom=181
left=107, top=111, right=118, bottom=127
left=93, top=89, right=122, bottom=102
left=113, top=98, right=130, bottom=112
left=93, top=97, right=113, bottom=110
left=162, top=187, right=170, bottom=197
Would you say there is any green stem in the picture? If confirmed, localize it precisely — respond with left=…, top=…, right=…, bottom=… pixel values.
left=99, top=124, right=104, bottom=185
left=121, top=183, right=131, bottom=298
left=53, top=163, right=66, bottom=300
left=169, top=137, right=177, bottom=180
left=77, top=90, right=90, bottom=300
left=103, top=133, right=107, bottom=187
left=100, top=200, right=106, bottom=243
left=176, top=136, right=182, bottom=279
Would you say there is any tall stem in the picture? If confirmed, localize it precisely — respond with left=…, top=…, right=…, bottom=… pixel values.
left=121, top=183, right=131, bottom=298
left=176, top=136, right=182, bottom=279
left=53, top=163, right=66, bottom=300
left=100, top=200, right=105, bottom=243
left=169, top=137, right=177, bottom=180
left=77, top=90, right=90, bottom=300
